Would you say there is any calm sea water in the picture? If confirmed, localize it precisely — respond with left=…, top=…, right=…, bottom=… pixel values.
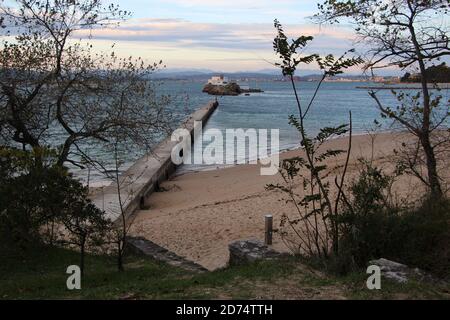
left=72, top=80, right=449, bottom=185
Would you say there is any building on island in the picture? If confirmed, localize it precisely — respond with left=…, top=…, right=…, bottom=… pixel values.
left=208, top=75, right=232, bottom=86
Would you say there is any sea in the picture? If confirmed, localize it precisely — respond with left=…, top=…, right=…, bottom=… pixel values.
left=70, top=80, right=449, bottom=186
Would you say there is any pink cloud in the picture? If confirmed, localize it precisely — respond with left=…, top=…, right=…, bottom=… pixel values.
left=74, top=18, right=355, bottom=53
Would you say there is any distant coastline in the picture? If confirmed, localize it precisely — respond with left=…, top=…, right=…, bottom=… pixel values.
left=356, top=83, right=450, bottom=90
left=150, top=70, right=401, bottom=83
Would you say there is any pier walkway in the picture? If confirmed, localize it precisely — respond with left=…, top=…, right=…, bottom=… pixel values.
left=90, top=100, right=218, bottom=222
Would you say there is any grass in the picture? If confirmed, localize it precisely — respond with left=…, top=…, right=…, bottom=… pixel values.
left=0, top=245, right=449, bottom=300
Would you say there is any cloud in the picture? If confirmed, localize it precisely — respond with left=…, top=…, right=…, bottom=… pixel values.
left=69, top=17, right=361, bottom=71
left=160, top=0, right=297, bottom=9
left=74, top=18, right=355, bottom=54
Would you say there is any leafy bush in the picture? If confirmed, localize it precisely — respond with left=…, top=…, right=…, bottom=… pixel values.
left=0, top=147, right=108, bottom=250
left=0, top=147, right=61, bottom=245
left=336, top=161, right=399, bottom=271
left=336, top=161, right=450, bottom=277
left=387, top=199, right=450, bottom=277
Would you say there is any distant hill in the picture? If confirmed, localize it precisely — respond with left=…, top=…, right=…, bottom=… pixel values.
left=149, top=69, right=282, bottom=81
left=149, top=69, right=374, bottom=82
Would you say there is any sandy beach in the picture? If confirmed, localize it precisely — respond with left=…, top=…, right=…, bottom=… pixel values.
left=129, top=132, right=445, bottom=271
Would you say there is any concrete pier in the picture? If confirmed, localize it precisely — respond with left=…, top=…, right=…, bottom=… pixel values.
left=91, top=100, right=218, bottom=222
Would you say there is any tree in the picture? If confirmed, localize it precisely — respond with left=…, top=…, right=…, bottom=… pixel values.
left=0, top=1, right=173, bottom=273
left=58, top=180, right=109, bottom=277
left=425, top=63, right=450, bottom=83
left=401, top=72, right=412, bottom=82
left=105, top=127, right=147, bottom=272
left=316, top=0, right=450, bottom=198
left=0, top=147, right=62, bottom=245
left=0, top=0, right=171, bottom=173
left=401, top=63, right=450, bottom=83
left=267, top=20, right=362, bottom=257
left=0, top=146, right=109, bottom=264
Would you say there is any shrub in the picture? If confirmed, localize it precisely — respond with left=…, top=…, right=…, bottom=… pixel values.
left=336, top=161, right=450, bottom=278
left=0, top=147, right=62, bottom=245
left=0, top=147, right=109, bottom=256
left=387, top=199, right=450, bottom=277
left=336, top=161, right=399, bottom=270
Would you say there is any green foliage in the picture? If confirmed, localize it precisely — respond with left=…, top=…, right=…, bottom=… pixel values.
left=316, top=51, right=364, bottom=77
left=387, top=199, right=450, bottom=277
left=317, top=0, right=449, bottom=198
left=270, top=20, right=362, bottom=259
left=273, top=19, right=362, bottom=78
left=401, top=63, right=450, bottom=83
left=1, top=245, right=447, bottom=299
left=347, top=161, right=393, bottom=214
left=0, top=245, right=298, bottom=299
left=336, top=161, right=450, bottom=277
left=335, top=161, right=399, bottom=272
left=0, top=147, right=65, bottom=245
left=273, top=19, right=316, bottom=76
left=0, top=146, right=109, bottom=260
left=0, top=0, right=171, bottom=170
left=0, top=0, right=165, bottom=275
left=56, top=177, right=110, bottom=275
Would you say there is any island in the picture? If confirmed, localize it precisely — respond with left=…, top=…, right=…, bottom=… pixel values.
left=203, top=75, right=263, bottom=96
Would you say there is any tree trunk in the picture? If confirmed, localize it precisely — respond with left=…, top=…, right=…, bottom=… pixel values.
left=420, top=133, right=443, bottom=198
left=80, top=237, right=86, bottom=278
left=409, top=23, right=443, bottom=199
left=117, top=241, right=124, bottom=272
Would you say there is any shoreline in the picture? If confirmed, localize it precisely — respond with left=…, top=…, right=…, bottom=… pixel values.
left=130, top=131, right=431, bottom=271
left=356, top=83, right=450, bottom=90
left=173, top=129, right=392, bottom=176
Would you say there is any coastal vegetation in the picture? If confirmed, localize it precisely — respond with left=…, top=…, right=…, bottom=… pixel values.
left=267, top=0, right=450, bottom=279
left=0, top=0, right=171, bottom=171
left=401, top=63, right=450, bottom=83
left=0, top=0, right=449, bottom=301
left=0, top=0, right=171, bottom=275
left=1, top=245, right=448, bottom=299
left=318, top=0, right=450, bottom=199
left=268, top=19, right=363, bottom=260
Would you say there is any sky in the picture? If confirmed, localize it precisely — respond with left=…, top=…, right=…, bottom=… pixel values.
left=76, top=0, right=360, bottom=73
